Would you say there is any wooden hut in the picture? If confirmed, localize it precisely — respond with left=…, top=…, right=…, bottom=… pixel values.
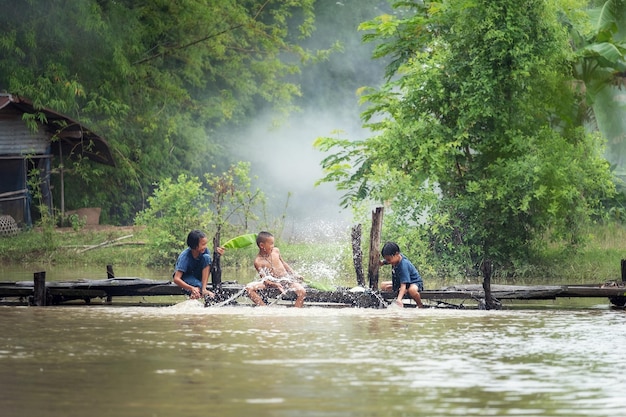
left=0, top=93, right=114, bottom=229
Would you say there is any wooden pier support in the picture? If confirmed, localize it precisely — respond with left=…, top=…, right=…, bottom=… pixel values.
left=31, top=271, right=47, bottom=306
left=351, top=224, right=365, bottom=287
left=368, top=207, right=384, bottom=290
left=211, top=233, right=222, bottom=290
left=105, top=265, right=114, bottom=303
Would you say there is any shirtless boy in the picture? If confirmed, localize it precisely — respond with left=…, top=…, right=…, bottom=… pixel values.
left=246, top=231, right=306, bottom=307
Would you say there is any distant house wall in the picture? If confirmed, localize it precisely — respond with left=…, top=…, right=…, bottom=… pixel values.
left=0, top=94, right=114, bottom=229
left=0, top=106, right=49, bottom=154
left=0, top=157, right=30, bottom=226
left=0, top=104, right=52, bottom=227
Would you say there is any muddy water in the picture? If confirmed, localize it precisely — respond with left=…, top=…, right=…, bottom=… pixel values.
left=1, top=301, right=624, bottom=417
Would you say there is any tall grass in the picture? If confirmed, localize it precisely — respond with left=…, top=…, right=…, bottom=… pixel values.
left=526, top=223, right=626, bottom=283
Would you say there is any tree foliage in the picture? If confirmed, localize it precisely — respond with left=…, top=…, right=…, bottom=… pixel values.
left=135, top=162, right=265, bottom=266
left=568, top=0, right=626, bottom=176
left=0, top=0, right=316, bottom=224
left=134, top=173, right=210, bottom=264
left=316, top=0, right=615, bottom=275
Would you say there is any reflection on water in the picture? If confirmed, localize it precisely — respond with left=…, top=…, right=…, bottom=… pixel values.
left=1, top=302, right=625, bottom=417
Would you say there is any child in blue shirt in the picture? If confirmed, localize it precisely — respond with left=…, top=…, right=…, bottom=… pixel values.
left=380, top=241, right=424, bottom=308
left=173, top=230, right=223, bottom=299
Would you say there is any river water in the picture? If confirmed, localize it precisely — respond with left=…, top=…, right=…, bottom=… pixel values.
left=1, top=299, right=625, bottom=417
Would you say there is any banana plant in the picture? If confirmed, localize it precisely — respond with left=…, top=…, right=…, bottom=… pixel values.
left=571, top=0, right=626, bottom=174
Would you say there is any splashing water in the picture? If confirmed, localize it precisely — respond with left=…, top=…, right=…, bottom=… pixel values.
left=286, top=219, right=351, bottom=244
left=295, top=246, right=349, bottom=289
left=166, top=298, right=205, bottom=312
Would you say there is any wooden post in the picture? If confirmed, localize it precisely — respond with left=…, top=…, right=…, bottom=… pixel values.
left=105, top=265, right=114, bottom=303
left=351, top=224, right=365, bottom=287
left=211, top=233, right=222, bottom=290
left=32, top=271, right=47, bottom=306
left=621, top=259, right=626, bottom=282
left=368, top=207, right=384, bottom=290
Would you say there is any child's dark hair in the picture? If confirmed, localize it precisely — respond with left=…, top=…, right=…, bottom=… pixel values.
left=381, top=241, right=400, bottom=257
left=187, top=230, right=206, bottom=249
left=256, top=231, right=273, bottom=247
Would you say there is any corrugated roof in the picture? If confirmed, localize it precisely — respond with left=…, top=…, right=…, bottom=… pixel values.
left=0, top=117, right=49, bottom=155
left=0, top=94, right=115, bottom=166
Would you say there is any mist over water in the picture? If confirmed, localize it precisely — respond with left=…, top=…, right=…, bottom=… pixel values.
left=222, top=1, right=389, bottom=243
left=227, top=108, right=365, bottom=242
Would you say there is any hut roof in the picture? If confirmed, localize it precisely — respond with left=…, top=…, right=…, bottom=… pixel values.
left=0, top=94, right=115, bottom=166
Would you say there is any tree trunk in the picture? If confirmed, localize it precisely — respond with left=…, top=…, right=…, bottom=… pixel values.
left=481, top=259, right=501, bottom=310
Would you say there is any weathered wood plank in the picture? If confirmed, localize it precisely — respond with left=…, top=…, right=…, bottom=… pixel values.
left=2, top=279, right=626, bottom=307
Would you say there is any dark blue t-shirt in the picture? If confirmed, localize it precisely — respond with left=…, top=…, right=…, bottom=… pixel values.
left=174, top=247, right=212, bottom=280
left=392, top=254, right=423, bottom=291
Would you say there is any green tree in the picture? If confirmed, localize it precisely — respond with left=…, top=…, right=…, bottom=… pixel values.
left=135, top=162, right=265, bottom=266
left=134, top=173, right=211, bottom=265
left=0, top=0, right=316, bottom=224
left=206, top=161, right=265, bottom=244
left=316, top=0, right=615, bottom=276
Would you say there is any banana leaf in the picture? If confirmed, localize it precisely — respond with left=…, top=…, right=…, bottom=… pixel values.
left=222, top=233, right=257, bottom=249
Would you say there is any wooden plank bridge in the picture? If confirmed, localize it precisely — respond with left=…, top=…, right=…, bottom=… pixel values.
left=1, top=271, right=625, bottom=308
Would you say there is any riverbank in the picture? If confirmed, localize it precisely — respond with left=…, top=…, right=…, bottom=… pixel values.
left=0, top=225, right=151, bottom=267
left=0, top=225, right=352, bottom=287
left=2, top=222, right=626, bottom=285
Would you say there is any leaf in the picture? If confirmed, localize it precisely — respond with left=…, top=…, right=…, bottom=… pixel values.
left=222, top=233, right=257, bottom=249
left=584, top=42, right=623, bottom=68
